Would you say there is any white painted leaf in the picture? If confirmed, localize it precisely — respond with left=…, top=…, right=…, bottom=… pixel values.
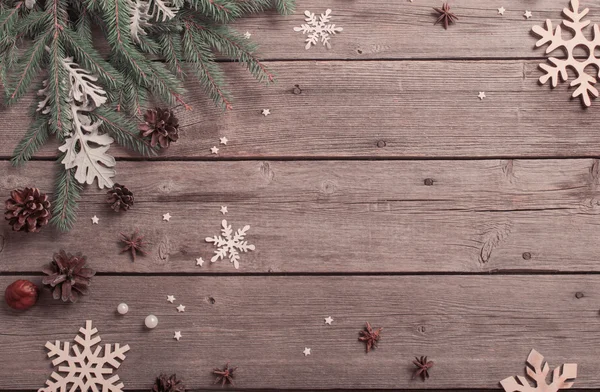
left=62, top=57, right=107, bottom=108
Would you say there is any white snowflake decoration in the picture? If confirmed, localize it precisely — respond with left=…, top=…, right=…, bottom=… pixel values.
left=532, top=0, right=600, bottom=106
left=205, top=219, right=255, bottom=269
left=38, top=320, right=130, bottom=392
left=294, top=9, right=343, bottom=50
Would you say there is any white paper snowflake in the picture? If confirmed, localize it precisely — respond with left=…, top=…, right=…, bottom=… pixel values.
left=205, top=219, right=255, bottom=269
left=532, top=0, right=600, bottom=106
left=38, top=320, right=130, bottom=392
left=294, top=9, right=343, bottom=50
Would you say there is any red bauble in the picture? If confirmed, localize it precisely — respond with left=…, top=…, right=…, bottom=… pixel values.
left=5, top=279, right=39, bottom=310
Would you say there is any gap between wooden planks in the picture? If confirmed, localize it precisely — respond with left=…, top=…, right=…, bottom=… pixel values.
left=1, top=159, right=599, bottom=273
left=0, top=275, right=598, bottom=390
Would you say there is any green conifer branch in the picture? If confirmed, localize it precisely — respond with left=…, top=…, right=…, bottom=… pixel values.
left=50, top=161, right=82, bottom=232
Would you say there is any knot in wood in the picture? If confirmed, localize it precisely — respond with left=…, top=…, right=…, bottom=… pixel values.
left=424, top=178, right=435, bottom=186
left=575, top=292, right=585, bottom=299
left=522, top=252, right=532, bottom=260
left=292, top=84, right=302, bottom=95
left=321, top=180, right=337, bottom=195
left=376, top=140, right=387, bottom=148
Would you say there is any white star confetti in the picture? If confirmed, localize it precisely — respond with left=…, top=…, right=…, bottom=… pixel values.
left=220, top=206, right=228, bottom=215
left=91, top=215, right=99, bottom=224
left=497, top=7, right=505, bottom=15
left=211, top=146, right=219, bottom=154
left=478, top=92, right=486, bottom=100
left=325, top=316, right=334, bottom=325
left=244, top=31, right=251, bottom=39
left=524, top=10, right=532, bottom=19
left=205, top=219, right=256, bottom=269
left=220, top=137, right=228, bottom=145
left=261, top=109, right=271, bottom=116
left=167, top=295, right=176, bottom=303
left=162, top=213, right=171, bottom=221
left=174, top=331, right=182, bottom=341
left=303, top=347, right=311, bottom=356
left=294, top=9, right=343, bottom=50
left=196, top=257, right=204, bottom=267
left=177, top=304, right=185, bottom=313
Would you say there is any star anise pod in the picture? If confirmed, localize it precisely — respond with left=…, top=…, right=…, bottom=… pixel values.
left=152, top=373, right=185, bottom=392
left=433, top=3, right=458, bottom=29
left=213, top=363, right=237, bottom=387
left=120, top=230, right=147, bottom=262
left=358, top=322, right=382, bottom=353
left=412, top=356, right=434, bottom=381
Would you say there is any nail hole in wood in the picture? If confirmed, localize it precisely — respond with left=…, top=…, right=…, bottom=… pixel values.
left=522, top=252, right=531, bottom=260
left=208, top=297, right=216, bottom=304
left=424, top=178, right=435, bottom=186
left=293, top=84, right=302, bottom=95
left=417, top=325, right=426, bottom=334
left=357, top=49, right=363, bottom=54
left=575, top=292, right=584, bottom=299
left=377, top=140, right=386, bottom=148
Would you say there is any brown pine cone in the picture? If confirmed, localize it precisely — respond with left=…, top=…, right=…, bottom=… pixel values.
left=106, top=183, right=134, bottom=212
left=4, top=187, right=51, bottom=233
left=152, top=374, right=186, bottom=392
left=42, top=250, right=96, bottom=303
left=140, top=108, right=180, bottom=149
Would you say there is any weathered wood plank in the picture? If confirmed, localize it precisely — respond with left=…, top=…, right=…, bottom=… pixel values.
left=2, top=60, right=599, bottom=160
left=2, top=159, right=600, bottom=273
left=0, top=275, right=598, bottom=389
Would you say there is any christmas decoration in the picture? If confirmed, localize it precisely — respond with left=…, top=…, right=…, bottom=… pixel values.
left=358, top=322, right=382, bottom=353
left=498, top=7, right=506, bottom=15
left=524, top=10, right=533, bottom=19
left=244, top=32, right=252, bottom=39
left=167, top=295, right=176, bottom=303
left=2, top=0, right=295, bottom=231
left=211, top=146, right=220, bottom=154
left=106, top=184, right=134, bottom=212
left=4, top=187, right=51, bottom=233
left=177, top=304, right=186, bottom=313
left=213, top=363, right=237, bottom=386
left=220, top=137, right=229, bottom=145
left=303, top=347, right=311, bottom=356
left=478, top=92, right=487, bottom=100
left=412, top=356, right=434, bottom=381
left=324, top=316, right=334, bottom=325
left=220, top=206, right=228, bottom=214
left=262, top=109, right=271, bottom=116
left=433, top=3, right=458, bottom=29
left=41, top=250, right=96, bottom=303
left=120, top=230, right=147, bottom=262
left=206, top=219, right=256, bottom=269
left=91, top=215, right=99, bottom=224
left=500, top=349, right=577, bottom=391
left=294, top=9, right=343, bottom=49
left=532, top=0, right=600, bottom=107
left=38, top=320, right=130, bottom=392
left=4, top=279, right=39, bottom=310
left=139, top=108, right=180, bottom=149
left=163, top=213, right=172, bottom=222
left=196, top=257, right=205, bottom=267
left=174, top=331, right=182, bottom=341
left=117, top=303, right=129, bottom=315
left=145, top=314, right=159, bottom=329
left=152, top=374, right=185, bottom=392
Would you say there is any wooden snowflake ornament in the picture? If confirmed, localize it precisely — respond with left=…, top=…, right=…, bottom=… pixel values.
left=206, top=219, right=255, bottom=269
left=500, top=349, right=577, bottom=392
left=532, top=0, right=600, bottom=106
left=38, top=320, right=130, bottom=392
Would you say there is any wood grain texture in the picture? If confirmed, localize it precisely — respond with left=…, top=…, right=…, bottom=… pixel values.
left=3, top=60, right=600, bottom=160
left=1, top=275, right=598, bottom=390
left=2, top=159, right=600, bottom=273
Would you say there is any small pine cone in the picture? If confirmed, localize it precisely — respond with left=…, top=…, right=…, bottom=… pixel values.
left=42, top=250, right=96, bottom=303
left=140, top=108, right=180, bottom=149
left=152, top=374, right=186, bottom=392
left=4, top=187, right=51, bottom=233
left=106, top=183, right=134, bottom=212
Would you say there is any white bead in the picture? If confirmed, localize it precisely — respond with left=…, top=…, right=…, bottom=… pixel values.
left=145, top=314, right=158, bottom=329
left=117, top=303, right=129, bottom=315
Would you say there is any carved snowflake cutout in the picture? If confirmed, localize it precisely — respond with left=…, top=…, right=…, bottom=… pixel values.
left=205, top=219, right=255, bottom=269
left=38, top=320, right=130, bottom=392
left=500, top=349, right=577, bottom=392
left=294, top=9, right=343, bottom=50
left=532, top=0, right=600, bottom=106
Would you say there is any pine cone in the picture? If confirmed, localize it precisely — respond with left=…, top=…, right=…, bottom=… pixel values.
left=4, top=187, right=51, bottom=233
left=106, top=183, right=134, bottom=212
left=140, top=108, right=180, bottom=149
left=42, top=250, right=96, bottom=303
left=152, top=374, right=186, bottom=392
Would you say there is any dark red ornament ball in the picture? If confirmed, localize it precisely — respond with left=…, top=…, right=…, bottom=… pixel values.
left=5, top=279, right=39, bottom=310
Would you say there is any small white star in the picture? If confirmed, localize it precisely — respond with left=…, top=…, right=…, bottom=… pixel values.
left=167, top=295, right=176, bottom=303
left=91, top=215, right=99, bottom=224
left=163, top=213, right=172, bottom=222
left=303, top=347, right=311, bottom=356
left=524, top=10, right=532, bottom=19
left=324, top=316, right=334, bottom=325
left=497, top=7, right=505, bottom=15
left=196, top=257, right=204, bottom=267
left=174, top=331, right=182, bottom=341
left=210, top=146, right=219, bottom=154
left=177, top=304, right=186, bottom=313
left=220, top=137, right=228, bottom=145
left=261, top=109, right=271, bottom=116
left=220, top=206, right=228, bottom=215
left=478, top=92, right=486, bottom=100
left=244, top=31, right=251, bottom=39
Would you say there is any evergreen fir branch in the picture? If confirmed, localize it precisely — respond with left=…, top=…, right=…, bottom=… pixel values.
left=157, top=32, right=185, bottom=78
left=11, top=112, right=50, bottom=166
left=274, top=0, right=294, bottom=15
left=91, top=106, right=157, bottom=156
left=115, top=74, right=146, bottom=114
left=0, top=1, right=22, bottom=33
left=185, top=0, right=240, bottom=22
left=14, top=10, right=51, bottom=36
left=46, top=35, right=71, bottom=136
left=6, top=31, right=48, bottom=104
left=50, top=161, right=82, bottom=232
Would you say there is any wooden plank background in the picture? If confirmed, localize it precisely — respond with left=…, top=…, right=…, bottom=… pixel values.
left=2, top=0, right=600, bottom=390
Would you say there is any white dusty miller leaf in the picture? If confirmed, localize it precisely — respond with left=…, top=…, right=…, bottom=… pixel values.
left=205, top=219, right=256, bottom=269
left=130, top=0, right=151, bottom=44
left=62, top=57, right=107, bottom=108
left=294, top=9, right=343, bottom=50
left=25, top=0, right=35, bottom=9
left=500, top=349, right=577, bottom=392
left=531, top=0, right=600, bottom=107
left=146, top=0, right=179, bottom=22
left=38, top=320, right=130, bottom=392
left=37, top=80, right=50, bottom=115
